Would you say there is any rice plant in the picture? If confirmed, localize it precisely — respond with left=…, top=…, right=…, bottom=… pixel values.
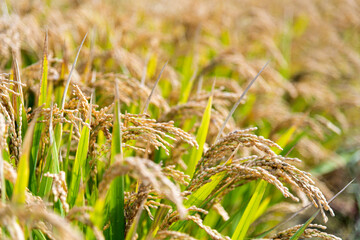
left=0, top=0, right=359, bottom=239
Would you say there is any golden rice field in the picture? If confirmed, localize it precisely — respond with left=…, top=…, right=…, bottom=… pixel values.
left=0, top=0, right=359, bottom=239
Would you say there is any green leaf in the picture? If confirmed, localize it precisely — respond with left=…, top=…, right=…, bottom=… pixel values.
left=215, top=61, right=269, bottom=142
left=274, top=126, right=297, bottom=154
left=289, top=210, right=318, bottom=240
left=253, top=197, right=271, bottom=221
left=33, top=229, right=47, bottom=240
left=67, top=120, right=90, bottom=207
left=12, top=115, right=37, bottom=204
left=29, top=33, right=49, bottom=192
left=38, top=105, right=60, bottom=197
left=60, top=33, right=87, bottom=110
left=179, top=56, right=196, bottom=104
left=185, top=172, right=225, bottom=208
left=29, top=120, right=44, bottom=192
left=107, top=80, right=125, bottom=240
left=142, top=61, right=167, bottom=114
left=39, top=31, right=48, bottom=108
left=185, top=93, right=212, bottom=178
left=54, top=33, right=87, bottom=170
left=63, top=124, right=74, bottom=173
left=90, top=198, right=105, bottom=230
left=170, top=172, right=227, bottom=232
left=232, top=180, right=267, bottom=240
left=147, top=206, right=168, bottom=239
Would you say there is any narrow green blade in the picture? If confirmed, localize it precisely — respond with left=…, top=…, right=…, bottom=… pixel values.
left=185, top=92, right=212, bottom=178
left=67, top=120, right=90, bottom=207
left=107, top=80, right=125, bottom=239
left=39, top=31, right=48, bottom=108
left=142, top=61, right=167, bottom=114
left=38, top=105, right=60, bottom=197
left=289, top=210, right=318, bottom=240
left=60, top=33, right=87, bottom=110
left=185, top=172, right=225, bottom=208
left=232, top=180, right=267, bottom=240
left=13, top=115, right=37, bottom=204
left=29, top=33, right=49, bottom=192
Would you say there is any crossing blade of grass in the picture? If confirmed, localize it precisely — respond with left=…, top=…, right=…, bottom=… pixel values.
left=38, top=104, right=60, bottom=198
left=146, top=206, right=168, bottom=239
left=107, top=79, right=125, bottom=239
left=185, top=173, right=225, bottom=208
left=54, top=33, right=87, bottom=159
left=288, top=211, right=318, bottom=240
left=253, top=196, right=271, bottom=222
left=29, top=33, right=48, bottom=192
left=60, top=33, right=87, bottom=110
left=216, top=188, right=268, bottom=234
left=215, top=60, right=269, bottom=142
left=289, top=177, right=356, bottom=240
left=232, top=180, right=267, bottom=240
left=12, top=114, right=37, bottom=204
left=142, top=61, right=168, bottom=114
left=67, top=111, right=90, bottom=208
left=185, top=79, right=214, bottom=178
left=254, top=203, right=311, bottom=238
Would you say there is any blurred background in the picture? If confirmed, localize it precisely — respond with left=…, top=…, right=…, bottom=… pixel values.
left=1, top=0, right=360, bottom=238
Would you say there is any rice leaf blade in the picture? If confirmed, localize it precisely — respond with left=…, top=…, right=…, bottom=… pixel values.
left=39, top=31, right=48, bottom=108
left=60, top=33, right=87, bottom=110
left=67, top=121, right=90, bottom=207
left=29, top=33, right=49, bottom=192
left=12, top=116, right=37, bottom=204
left=107, top=80, right=125, bottom=239
left=38, top=106, right=60, bottom=197
left=185, top=93, right=212, bottom=178
left=274, top=125, right=297, bottom=154
left=142, top=61, right=167, bottom=114
left=288, top=210, right=318, bottom=240
left=185, top=173, right=224, bottom=208
left=215, top=61, right=269, bottom=142
left=232, top=180, right=267, bottom=240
